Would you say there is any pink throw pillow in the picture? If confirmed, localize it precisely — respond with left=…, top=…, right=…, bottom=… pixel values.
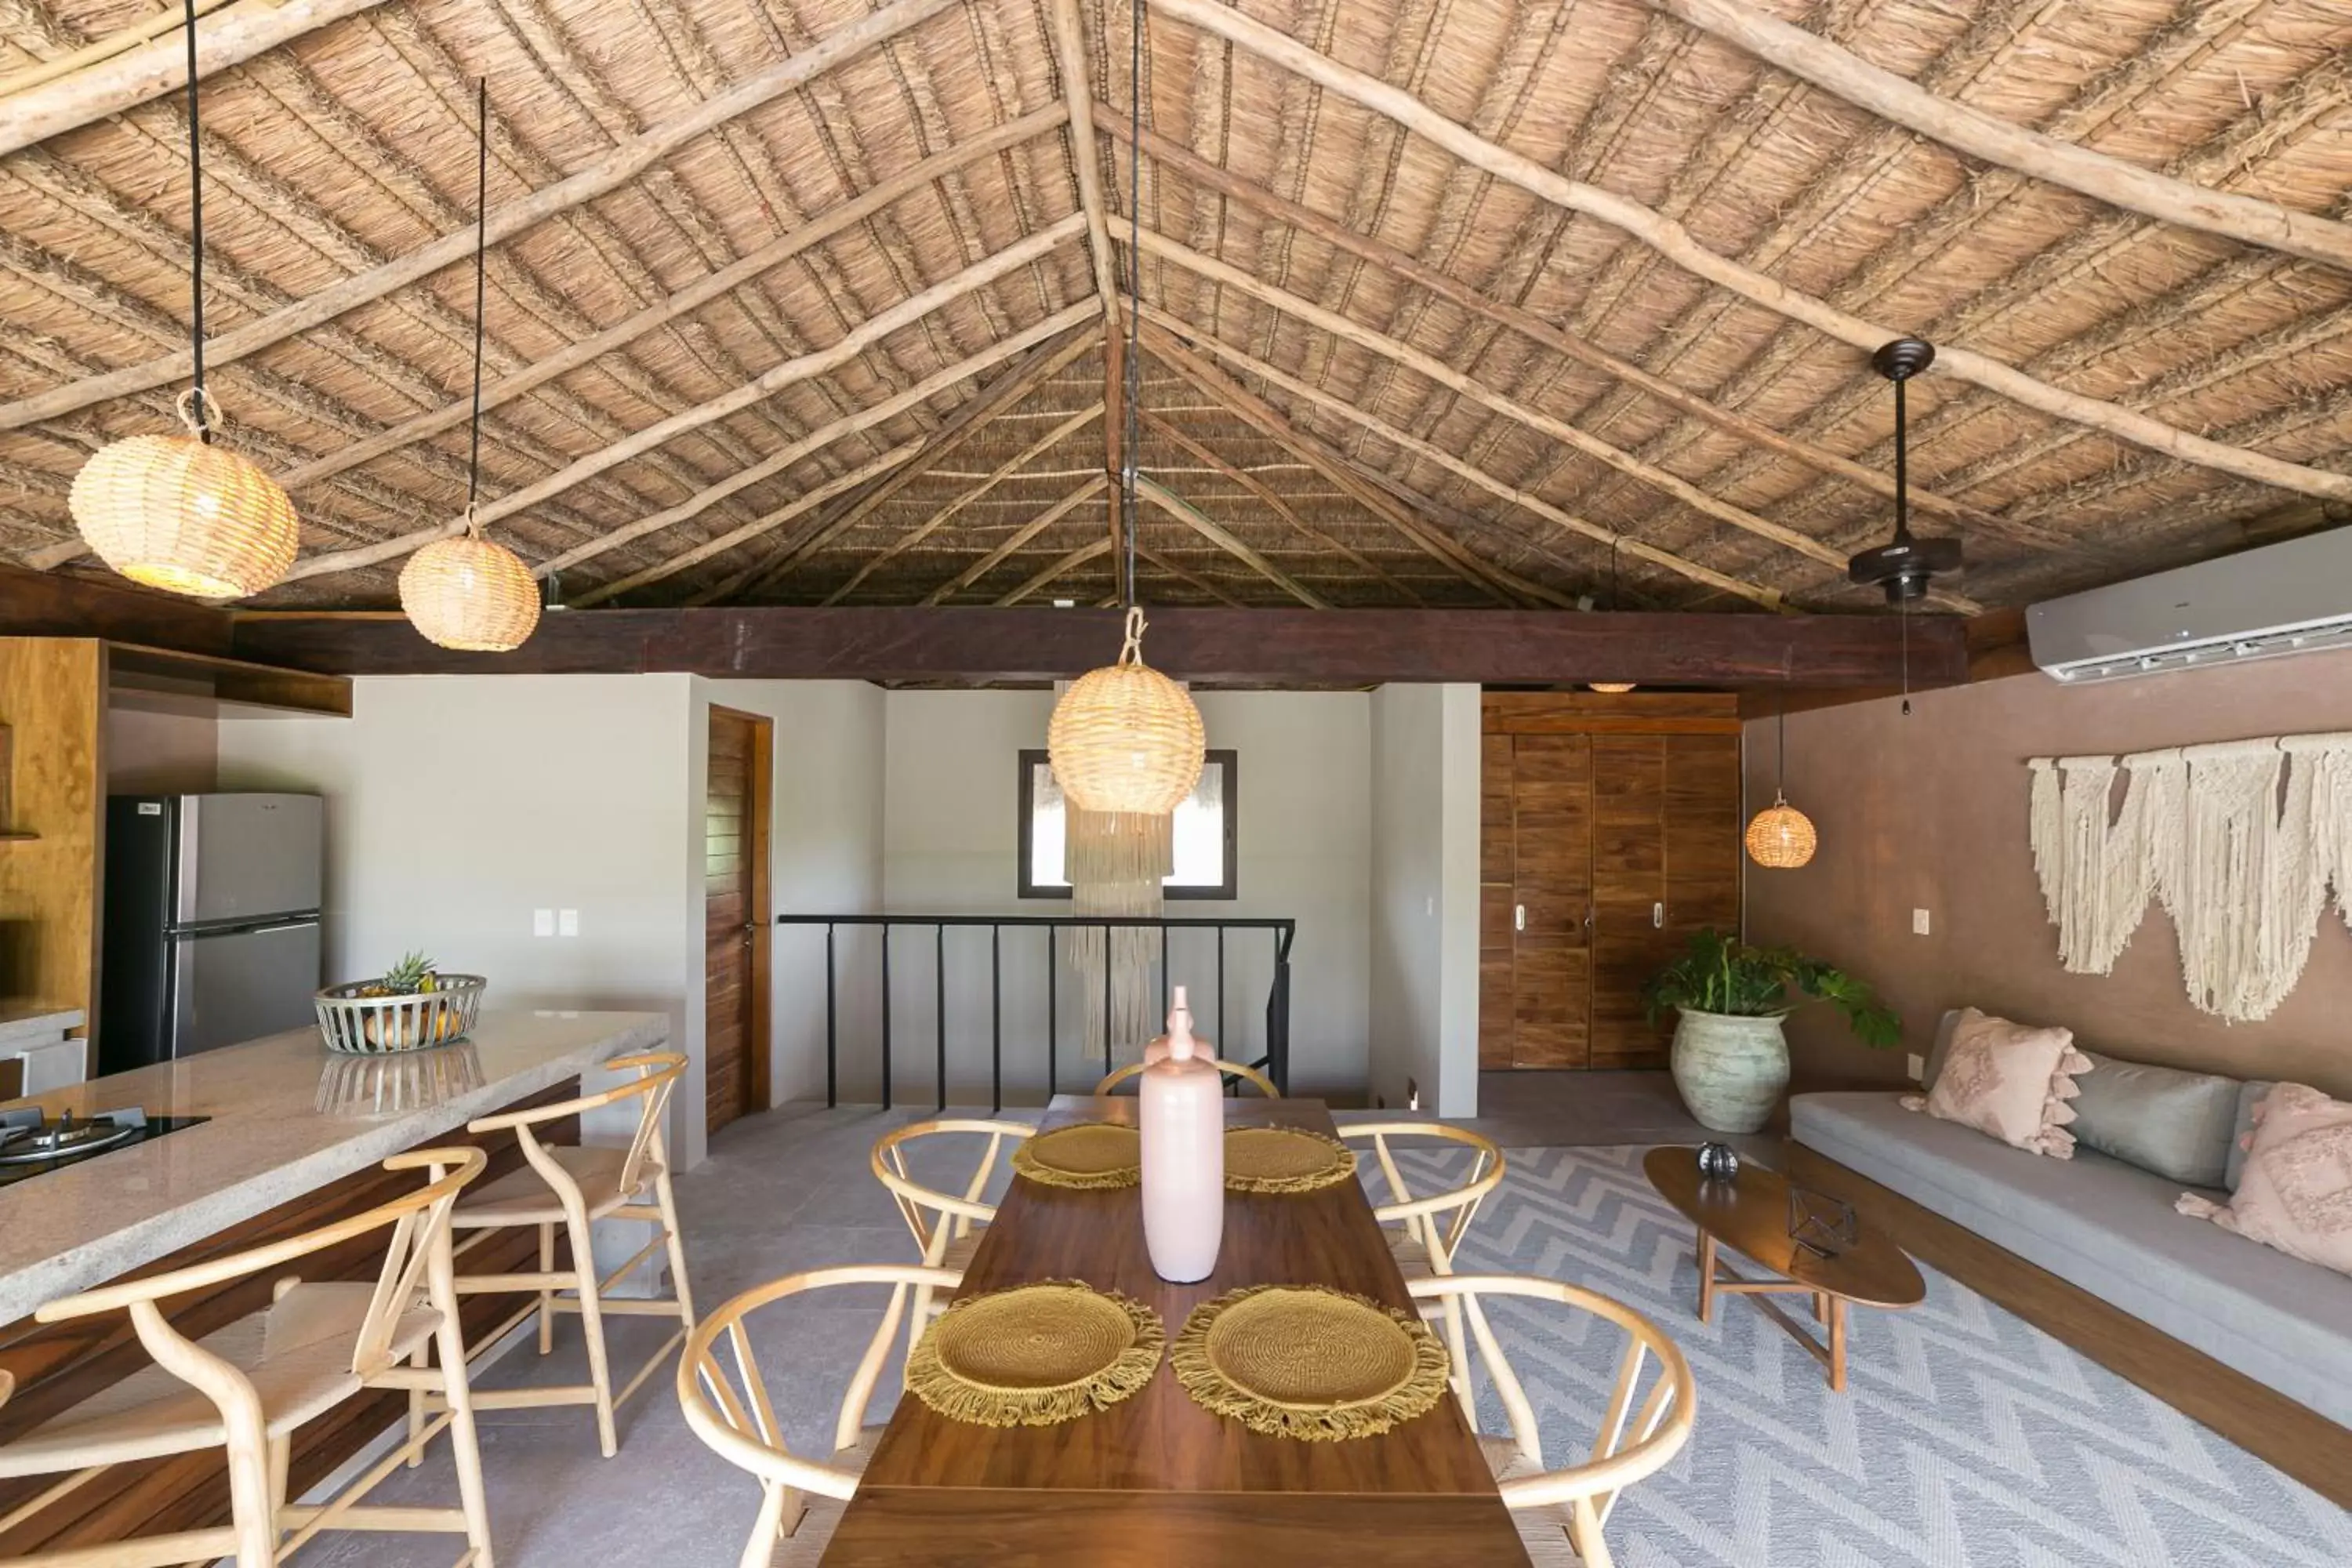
left=2178, top=1083, right=2352, bottom=1276
left=1903, top=1008, right=2090, bottom=1157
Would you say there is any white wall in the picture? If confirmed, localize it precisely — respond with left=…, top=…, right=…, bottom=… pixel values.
left=1368, top=684, right=1482, bottom=1117
left=106, top=688, right=219, bottom=793
left=875, top=688, right=1372, bottom=1102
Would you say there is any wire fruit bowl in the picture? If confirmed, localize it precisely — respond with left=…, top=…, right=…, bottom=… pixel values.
left=314, top=975, right=486, bottom=1054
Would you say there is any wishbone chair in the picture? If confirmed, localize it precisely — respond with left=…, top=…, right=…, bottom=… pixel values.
left=869, top=1119, right=1033, bottom=1326
left=1092, top=1058, right=1280, bottom=1097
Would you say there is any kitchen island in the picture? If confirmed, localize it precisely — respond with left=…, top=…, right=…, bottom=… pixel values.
left=0, top=1007, right=668, bottom=1555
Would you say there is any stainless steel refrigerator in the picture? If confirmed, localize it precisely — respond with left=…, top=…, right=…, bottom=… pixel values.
left=100, top=793, right=324, bottom=1073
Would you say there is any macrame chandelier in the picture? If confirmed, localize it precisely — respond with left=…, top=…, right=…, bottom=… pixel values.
left=70, top=0, right=297, bottom=600
left=1746, top=693, right=1817, bottom=869
left=1588, top=537, right=1636, bottom=694
left=399, top=81, right=539, bottom=653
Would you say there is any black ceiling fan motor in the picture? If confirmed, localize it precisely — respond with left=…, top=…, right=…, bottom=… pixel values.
left=1846, top=336, right=1963, bottom=603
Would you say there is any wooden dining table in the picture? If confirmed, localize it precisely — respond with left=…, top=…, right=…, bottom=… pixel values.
left=821, top=1094, right=1532, bottom=1566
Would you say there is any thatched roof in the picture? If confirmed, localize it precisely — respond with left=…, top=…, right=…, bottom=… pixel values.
left=3, top=0, right=2348, bottom=616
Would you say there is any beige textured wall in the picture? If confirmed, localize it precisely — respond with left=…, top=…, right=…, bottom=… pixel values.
left=1744, top=647, right=2352, bottom=1099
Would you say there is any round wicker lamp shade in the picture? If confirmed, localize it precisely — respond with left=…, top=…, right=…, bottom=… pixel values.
left=1744, top=792, right=1818, bottom=869
left=399, top=531, right=541, bottom=652
left=71, top=430, right=299, bottom=600
left=1048, top=608, right=1204, bottom=815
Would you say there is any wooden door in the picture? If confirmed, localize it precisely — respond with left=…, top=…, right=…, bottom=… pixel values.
left=1664, top=733, right=1744, bottom=951
left=1478, top=735, right=1516, bottom=1069
left=1589, top=735, right=1672, bottom=1069
left=704, top=706, right=771, bottom=1136
left=1507, top=735, right=1593, bottom=1068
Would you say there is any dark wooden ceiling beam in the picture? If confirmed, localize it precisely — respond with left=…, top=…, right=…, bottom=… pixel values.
left=0, top=564, right=234, bottom=655
left=230, top=605, right=1969, bottom=688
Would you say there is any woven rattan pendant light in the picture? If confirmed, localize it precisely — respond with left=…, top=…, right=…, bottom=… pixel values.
left=400, top=82, right=539, bottom=653
left=1045, top=0, right=1202, bottom=816
left=69, top=0, right=297, bottom=600
left=1745, top=693, right=1817, bottom=869
left=1588, top=538, right=1636, bottom=693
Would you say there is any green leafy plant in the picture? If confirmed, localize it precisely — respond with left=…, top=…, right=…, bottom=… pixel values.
left=1642, top=928, right=1900, bottom=1049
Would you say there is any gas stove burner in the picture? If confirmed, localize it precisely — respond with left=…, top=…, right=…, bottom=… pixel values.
left=0, top=1112, right=141, bottom=1164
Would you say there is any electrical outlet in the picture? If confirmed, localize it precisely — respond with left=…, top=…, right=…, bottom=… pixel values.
left=532, top=908, right=554, bottom=937
left=1911, top=907, right=1932, bottom=936
left=557, top=909, right=579, bottom=938
left=1907, top=1052, right=1926, bottom=1082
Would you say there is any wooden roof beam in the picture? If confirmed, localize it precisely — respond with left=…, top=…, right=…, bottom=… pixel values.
left=1141, top=307, right=1784, bottom=612
left=0, top=0, right=392, bottom=157
left=1146, top=0, right=2352, bottom=506
left=0, top=0, right=967, bottom=434
left=999, top=539, right=1113, bottom=606
left=1042, top=0, right=1125, bottom=492
left=922, top=476, right=1108, bottom=604
left=282, top=224, right=1087, bottom=583
left=1135, top=543, right=1247, bottom=608
left=1136, top=476, right=1328, bottom=609
left=1105, top=112, right=1998, bottom=535
left=1652, top=0, right=2352, bottom=274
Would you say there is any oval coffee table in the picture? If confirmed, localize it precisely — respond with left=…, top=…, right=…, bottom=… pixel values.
left=1642, top=1145, right=1925, bottom=1392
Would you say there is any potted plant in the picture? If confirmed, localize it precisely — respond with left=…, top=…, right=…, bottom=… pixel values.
left=1642, top=928, right=1900, bottom=1134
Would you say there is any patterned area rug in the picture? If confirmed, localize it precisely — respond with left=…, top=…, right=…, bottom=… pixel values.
left=1418, top=1144, right=2352, bottom=1568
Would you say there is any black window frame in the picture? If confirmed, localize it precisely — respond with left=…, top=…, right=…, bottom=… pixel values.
left=1016, top=748, right=1239, bottom=901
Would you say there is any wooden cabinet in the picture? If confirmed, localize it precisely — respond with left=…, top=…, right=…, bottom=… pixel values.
left=1480, top=695, right=1742, bottom=1072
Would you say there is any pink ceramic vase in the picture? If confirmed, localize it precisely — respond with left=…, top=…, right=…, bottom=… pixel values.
left=1140, top=988, right=1224, bottom=1283
left=1142, top=985, right=1212, bottom=1065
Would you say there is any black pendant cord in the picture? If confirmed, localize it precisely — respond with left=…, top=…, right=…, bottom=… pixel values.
left=463, top=78, right=489, bottom=528
left=1891, top=372, right=1910, bottom=541
left=1608, top=537, right=1620, bottom=610
left=1776, top=690, right=1788, bottom=789
left=1120, top=0, right=1145, bottom=611
left=182, top=0, right=209, bottom=442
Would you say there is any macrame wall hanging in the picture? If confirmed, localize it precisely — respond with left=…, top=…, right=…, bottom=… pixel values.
left=2028, top=733, right=2352, bottom=1022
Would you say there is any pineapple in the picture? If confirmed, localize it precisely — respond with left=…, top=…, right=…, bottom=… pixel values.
left=360, top=951, right=447, bottom=1047
left=379, top=950, right=439, bottom=996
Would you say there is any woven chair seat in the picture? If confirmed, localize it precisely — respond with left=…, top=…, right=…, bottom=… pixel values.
left=1477, top=1436, right=1592, bottom=1566
left=1387, top=1229, right=1434, bottom=1278
left=0, top=1283, right=439, bottom=1478
left=769, top=1425, right=888, bottom=1566
left=937, top=1229, right=985, bottom=1272
left=452, top=1145, right=659, bottom=1226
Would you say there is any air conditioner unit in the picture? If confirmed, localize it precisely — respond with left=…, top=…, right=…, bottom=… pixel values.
left=2027, top=527, right=2352, bottom=685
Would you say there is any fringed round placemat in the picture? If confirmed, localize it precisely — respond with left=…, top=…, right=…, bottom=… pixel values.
left=907, top=1279, right=1163, bottom=1428
left=1171, top=1284, right=1450, bottom=1441
left=1223, top=1126, right=1356, bottom=1193
left=1012, top=1123, right=1142, bottom=1189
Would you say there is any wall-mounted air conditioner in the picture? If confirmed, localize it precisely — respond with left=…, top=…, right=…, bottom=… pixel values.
left=2027, top=527, right=2352, bottom=684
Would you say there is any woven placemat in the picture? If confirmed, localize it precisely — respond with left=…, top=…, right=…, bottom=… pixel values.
left=1171, top=1283, right=1450, bottom=1441
left=1224, top=1125, right=1356, bottom=1193
left=1012, top=1122, right=1142, bottom=1189
left=907, top=1279, right=1163, bottom=1428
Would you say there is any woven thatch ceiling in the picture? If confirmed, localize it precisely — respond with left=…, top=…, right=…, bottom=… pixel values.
left=4, top=0, right=2349, bottom=617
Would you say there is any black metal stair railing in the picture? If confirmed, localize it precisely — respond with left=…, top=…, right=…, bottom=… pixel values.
left=774, top=914, right=1295, bottom=1111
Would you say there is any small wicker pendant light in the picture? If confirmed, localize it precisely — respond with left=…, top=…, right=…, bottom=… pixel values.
left=1745, top=694, right=1817, bottom=869
left=70, top=0, right=296, bottom=600
left=1588, top=538, right=1636, bottom=693
left=400, top=82, right=538, bottom=653
left=1045, top=0, right=1202, bottom=815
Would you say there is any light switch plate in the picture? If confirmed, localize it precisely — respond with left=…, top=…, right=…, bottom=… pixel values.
left=1907, top=1052, right=1926, bottom=1082
left=1911, top=907, right=1932, bottom=935
left=532, top=908, right=554, bottom=937
left=557, top=909, right=579, bottom=937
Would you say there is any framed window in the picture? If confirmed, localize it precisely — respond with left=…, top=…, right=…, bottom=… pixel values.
left=1018, top=749, right=1237, bottom=900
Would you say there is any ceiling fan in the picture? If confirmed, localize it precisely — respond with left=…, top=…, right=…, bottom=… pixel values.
left=1846, top=337, right=1963, bottom=603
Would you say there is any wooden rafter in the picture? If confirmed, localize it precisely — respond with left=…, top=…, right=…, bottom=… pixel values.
left=1042, top=0, right=1124, bottom=500
left=0, top=0, right=393, bottom=157
left=1108, top=114, right=2001, bottom=536
left=1142, top=307, right=1784, bottom=612
left=999, top=539, right=1112, bottom=605
left=1146, top=0, right=2352, bottom=506
left=826, top=402, right=1104, bottom=606
left=283, top=227, right=1087, bottom=583
left=1652, top=0, right=2352, bottom=274
left=1136, top=543, right=1247, bottom=607
left=922, top=475, right=1107, bottom=604
left=0, top=0, right=965, bottom=435
left=1136, top=475, right=1328, bottom=608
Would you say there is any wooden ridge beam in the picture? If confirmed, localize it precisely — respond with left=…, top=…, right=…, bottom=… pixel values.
left=0, top=0, right=965, bottom=434
left=1145, top=0, right=2352, bottom=506
left=1042, top=0, right=1125, bottom=500
left=999, top=539, right=1112, bottom=605
left=1141, top=308, right=1782, bottom=611
left=0, top=0, right=392, bottom=157
left=1107, top=112, right=1996, bottom=535
left=921, top=474, right=1107, bottom=604
left=1651, top=0, right=2352, bottom=274
left=1136, top=475, right=1328, bottom=608
left=227, top=604, right=1973, bottom=688
left=284, top=227, right=1087, bottom=584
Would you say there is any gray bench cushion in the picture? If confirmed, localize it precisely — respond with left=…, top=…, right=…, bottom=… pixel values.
left=1791, top=1090, right=2352, bottom=1428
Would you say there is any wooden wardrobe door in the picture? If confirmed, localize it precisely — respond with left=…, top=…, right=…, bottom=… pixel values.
left=1508, top=735, right=1593, bottom=1069
left=1589, top=735, right=1670, bottom=1069
left=1664, top=733, right=1744, bottom=953
left=1478, top=734, right=1517, bottom=1069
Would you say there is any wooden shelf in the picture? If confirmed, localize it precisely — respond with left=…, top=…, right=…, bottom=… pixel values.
left=104, top=641, right=350, bottom=717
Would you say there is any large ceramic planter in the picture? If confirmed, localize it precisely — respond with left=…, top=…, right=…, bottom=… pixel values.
left=1669, top=1009, right=1790, bottom=1134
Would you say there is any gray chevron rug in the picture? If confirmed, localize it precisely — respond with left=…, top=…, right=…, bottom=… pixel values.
left=1418, top=1143, right=2352, bottom=1568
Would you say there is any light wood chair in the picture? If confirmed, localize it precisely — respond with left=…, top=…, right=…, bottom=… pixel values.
left=1092, top=1058, right=1279, bottom=1097
left=1406, top=1273, right=1696, bottom=1568
left=677, top=1263, right=960, bottom=1568
left=1344, top=1121, right=1504, bottom=1402
left=430, top=1051, right=693, bottom=1460
left=0, top=1148, right=494, bottom=1568
left=869, top=1119, right=1033, bottom=1326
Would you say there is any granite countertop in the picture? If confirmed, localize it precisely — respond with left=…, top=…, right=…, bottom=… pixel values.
left=0, top=1007, right=84, bottom=1050
left=0, top=1008, right=667, bottom=1323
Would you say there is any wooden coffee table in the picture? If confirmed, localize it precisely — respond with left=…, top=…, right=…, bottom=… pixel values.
left=1642, top=1145, right=1924, bottom=1392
